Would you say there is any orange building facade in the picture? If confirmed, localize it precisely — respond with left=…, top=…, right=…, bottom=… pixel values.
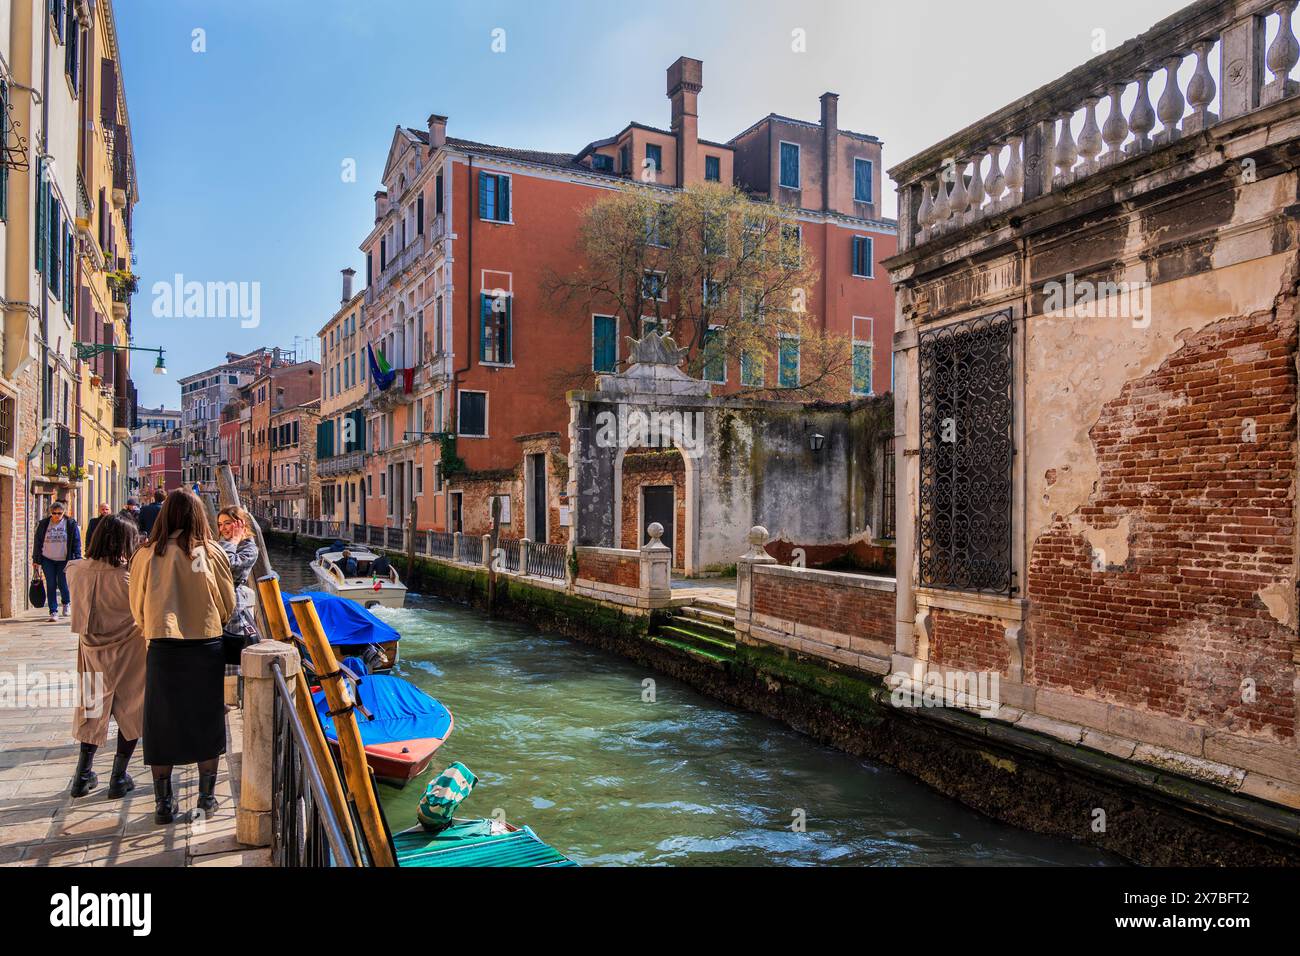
left=324, top=57, right=897, bottom=543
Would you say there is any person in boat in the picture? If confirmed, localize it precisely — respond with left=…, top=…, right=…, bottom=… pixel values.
left=371, top=554, right=391, bottom=578
left=129, top=489, right=236, bottom=825
left=217, top=506, right=260, bottom=677
left=64, top=514, right=146, bottom=800
left=339, top=549, right=358, bottom=577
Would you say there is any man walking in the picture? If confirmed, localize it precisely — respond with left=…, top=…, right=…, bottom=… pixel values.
left=119, top=497, right=141, bottom=529
left=32, top=501, right=82, bottom=621
left=86, top=502, right=111, bottom=545
left=138, top=490, right=165, bottom=537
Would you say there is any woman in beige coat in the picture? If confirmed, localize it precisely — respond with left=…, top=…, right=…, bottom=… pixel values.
left=129, top=490, right=235, bottom=825
left=65, top=514, right=146, bottom=799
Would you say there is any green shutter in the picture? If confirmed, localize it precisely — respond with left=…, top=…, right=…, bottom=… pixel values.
left=34, top=159, right=44, bottom=274
left=593, top=315, right=616, bottom=372
left=498, top=175, right=510, bottom=221
left=479, top=293, right=491, bottom=361
left=779, top=338, right=800, bottom=388
left=478, top=171, right=491, bottom=220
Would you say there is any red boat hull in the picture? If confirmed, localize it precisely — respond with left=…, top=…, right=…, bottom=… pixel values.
left=323, top=713, right=454, bottom=786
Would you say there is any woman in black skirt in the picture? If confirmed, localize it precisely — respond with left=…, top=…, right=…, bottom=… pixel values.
left=129, top=490, right=235, bottom=824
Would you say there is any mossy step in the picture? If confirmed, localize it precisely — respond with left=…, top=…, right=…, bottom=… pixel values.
left=657, top=624, right=736, bottom=653
left=678, top=606, right=736, bottom=628
left=648, top=635, right=731, bottom=667
left=666, top=615, right=736, bottom=643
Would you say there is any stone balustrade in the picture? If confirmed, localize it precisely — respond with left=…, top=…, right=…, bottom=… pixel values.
left=896, top=0, right=1299, bottom=251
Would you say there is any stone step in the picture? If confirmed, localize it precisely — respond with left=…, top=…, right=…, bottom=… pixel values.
left=647, top=635, right=730, bottom=669
left=677, top=605, right=736, bottom=628
left=658, top=623, right=736, bottom=654
left=665, top=614, right=736, bottom=644
left=691, top=598, right=738, bottom=619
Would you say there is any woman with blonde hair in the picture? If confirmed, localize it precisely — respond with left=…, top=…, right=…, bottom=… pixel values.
left=129, top=490, right=235, bottom=824
left=216, top=506, right=260, bottom=673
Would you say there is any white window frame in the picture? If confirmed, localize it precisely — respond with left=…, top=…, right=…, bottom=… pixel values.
left=778, top=140, right=801, bottom=189
left=457, top=389, right=489, bottom=438
left=479, top=170, right=514, bottom=224
left=854, top=157, right=874, bottom=204
left=592, top=314, right=619, bottom=372
left=851, top=316, right=874, bottom=396
left=852, top=234, right=875, bottom=279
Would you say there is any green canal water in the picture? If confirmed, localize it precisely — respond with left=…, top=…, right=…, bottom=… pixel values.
left=272, top=547, right=1115, bottom=866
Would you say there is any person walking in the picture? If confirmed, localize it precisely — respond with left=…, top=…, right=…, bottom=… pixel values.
left=137, top=490, right=165, bottom=537
left=85, top=502, right=112, bottom=546
left=216, top=506, right=260, bottom=676
left=65, top=515, right=146, bottom=799
left=33, top=501, right=82, bottom=621
left=119, top=497, right=141, bottom=529
left=129, top=490, right=235, bottom=824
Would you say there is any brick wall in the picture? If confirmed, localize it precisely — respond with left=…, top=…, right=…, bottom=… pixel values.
left=752, top=568, right=894, bottom=647
left=619, top=450, right=686, bottom=569
left=576, top=548, right=640, bottom=589
left=1027, top=310, right=1297, bottom=741
left=929, top=608, right=1012, bottom=675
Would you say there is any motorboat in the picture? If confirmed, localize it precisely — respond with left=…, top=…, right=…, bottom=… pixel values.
left=311, top=544, right=408, bottom=609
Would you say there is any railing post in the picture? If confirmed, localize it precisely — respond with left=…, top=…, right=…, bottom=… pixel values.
left=237, top=641, right=302, bottom=847
left=481, top=534, right=491, bottom=567
left=520, top=538, right=531, bottom=576
left=639, top=522, right=672, bottom=610
left=452, top=531, right=462, bottom=562
left=735, top=525, right=778, bottom=639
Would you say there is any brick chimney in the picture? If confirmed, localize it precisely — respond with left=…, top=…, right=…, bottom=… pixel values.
left=427, top=113, right=448, bottom=151
left=374, top=190, right=389, bottom=223
left=667, top=57, right=703, bottom=186
left=341, top=267, right=355, bottom=303
left=820, top=92, right=839, bottom=213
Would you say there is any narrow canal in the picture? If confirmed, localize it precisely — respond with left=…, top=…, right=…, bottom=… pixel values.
left=271, top=545, right=1115, bottom=866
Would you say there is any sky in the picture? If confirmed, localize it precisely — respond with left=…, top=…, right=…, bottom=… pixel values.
left=119, top=0, right=1189, bottom=409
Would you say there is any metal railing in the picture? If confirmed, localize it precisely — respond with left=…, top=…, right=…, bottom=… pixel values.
left=386, top=527, right=404, bottom=550
left=270, top=661, right=358, bottom=868
left=428, top=530, right=455, bottom=560
left=498, top=536, right=521, bottom=573
left=527, top=541, right=568, bottom=580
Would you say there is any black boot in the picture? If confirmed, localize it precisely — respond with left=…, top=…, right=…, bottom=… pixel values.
left=69, top=744, right=98, bottom=798
left=106, top=750, right=135, bottom=798
left=196, top=771, right=219, bottom=818
left=153, top=775, right=187, bottom=825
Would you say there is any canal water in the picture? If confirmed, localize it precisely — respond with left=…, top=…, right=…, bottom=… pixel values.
left=271, top=545, right=1114, bottom=866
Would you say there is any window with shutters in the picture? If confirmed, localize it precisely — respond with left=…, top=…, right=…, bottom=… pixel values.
left=65, top=15, right=79, bottom=92
left=779, top=141, right=800, bottom=189
left=49, top=196, right=62, bottom=299
left=852, top=317, right=873, bottom=396
left=478, top=171, right=511, bottom=222
left=479, top=292, right=511, bottom=364
left=458, top=391, right=487, bottom=438
left=591, top=154, right=613, bottom=172
left=416, top=193, right=424, bottom=235
left=435, top=171, right=444, bottom=214
left=592, top=315, right=617, bottom=372
left=705, top=155, right=721, bottom=182
left=854, top=158, right=873, bottom=203
left=740, top=349, right=764, bottom=387
left=852, top=236, right=874, bottom=278
left=619, top=144, right=630, bottom=174
left=702, top=327, right=726, bottom=383
left=778, top=335, right=800, bottom=388
left=645, top=143, right=662, bottom=174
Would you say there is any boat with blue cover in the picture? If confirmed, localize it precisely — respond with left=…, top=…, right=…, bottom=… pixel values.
left=312, top=657, right=453, bottom=785
left=281, top=589, right=401, bottom=671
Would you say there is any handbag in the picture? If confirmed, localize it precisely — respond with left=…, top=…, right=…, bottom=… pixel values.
left=222, top=628, right=256, bottom=666
left=29, top=572, right=46, bottom=609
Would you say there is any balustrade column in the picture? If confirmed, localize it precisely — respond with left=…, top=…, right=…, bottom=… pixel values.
left=1262, top=0, right=1300, bottom=105
left=1155, top=54, right=1187, bottom=144
left=1127, top=69, right=1156, bottom=154
left=1101, top=83, right=1129, bottom=166
left=1183, top=39, right=1219, bottom=133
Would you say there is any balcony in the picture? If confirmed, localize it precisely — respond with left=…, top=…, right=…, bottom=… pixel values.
left=894, top=0, right=1300, bottom=256
left=39, top=425, right=85, bottom=483
left=365, top=364, right=421, bottom=411
left=364, top=235, right=425, bottom=306
left=318, top=452, right=366, bottom=477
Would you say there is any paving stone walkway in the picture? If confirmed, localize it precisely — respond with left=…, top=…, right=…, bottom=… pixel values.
left=0, top=610, right=265, bottom=867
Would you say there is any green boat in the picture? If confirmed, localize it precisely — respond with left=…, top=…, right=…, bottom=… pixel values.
left=393, top=818, right=577, bottom=868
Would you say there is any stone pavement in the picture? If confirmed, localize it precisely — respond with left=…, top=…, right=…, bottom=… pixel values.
left=0, top=610, right=266, bottom=867
left=670, top=576, right=738, bottom=609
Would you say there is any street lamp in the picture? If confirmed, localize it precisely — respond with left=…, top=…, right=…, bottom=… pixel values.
left=73, top=341, right=167, bottom=376
left=809, top=432, right=826, bottom=453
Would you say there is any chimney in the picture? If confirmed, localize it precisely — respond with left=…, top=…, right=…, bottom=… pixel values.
left=820, top=92, right=839, bottom=213
left=427, top=114, right=448, bottom=151
left=374, top=190, right=389, bottom=223
left=341, top=267, right=355, bottom=303
left=667, top=57, right=703, bottom=186
left=821, top=92, right=842, bottom=213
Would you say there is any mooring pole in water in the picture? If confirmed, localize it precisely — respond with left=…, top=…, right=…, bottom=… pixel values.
left=256, top=575, right=362, bottom=864
left=289, top=595, right=397, bottom=867
left=405, top=495, right=418, bottom=583
left=486, top=495, right=501, bottom=616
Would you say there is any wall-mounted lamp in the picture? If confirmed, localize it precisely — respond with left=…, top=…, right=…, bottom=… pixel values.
left=809, top=433, right=826, bottom=453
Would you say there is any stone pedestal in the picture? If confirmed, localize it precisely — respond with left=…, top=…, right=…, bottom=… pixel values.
left=236, top=641, right=301, bottom=847
left=639, top=523, right=672, bottom=609
left=735, top=526, right=778, bottom=633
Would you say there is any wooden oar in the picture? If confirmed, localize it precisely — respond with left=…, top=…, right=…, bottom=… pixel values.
left=289, top=595, right=396, bottom=867
left=257, top=575, right=362, bottom=864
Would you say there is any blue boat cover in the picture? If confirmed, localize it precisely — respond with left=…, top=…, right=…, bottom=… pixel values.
left=282, top=590, right=401, bottom=647
left=312, top=673, right=452, bottom=747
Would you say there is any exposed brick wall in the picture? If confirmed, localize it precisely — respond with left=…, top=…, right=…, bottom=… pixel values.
left=929, top=608, right=1011, bottom=675
left=752, top=570, right=894, bottom=645
left=576, top=549, right=640, bottom=589
left=1027, top=309, right=1298, bottom=741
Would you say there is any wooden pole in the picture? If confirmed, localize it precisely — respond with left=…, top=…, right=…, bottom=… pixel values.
left=257, top=575, right=361, bottom=864
left=217, top=463, right=273, bottom=642
left=405, top=496, right=418, bottom=582
left=289, top=595, right=396, bottom=867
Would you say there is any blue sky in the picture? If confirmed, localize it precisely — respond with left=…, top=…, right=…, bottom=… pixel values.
left=120, top=0, right=1186, bottom=409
